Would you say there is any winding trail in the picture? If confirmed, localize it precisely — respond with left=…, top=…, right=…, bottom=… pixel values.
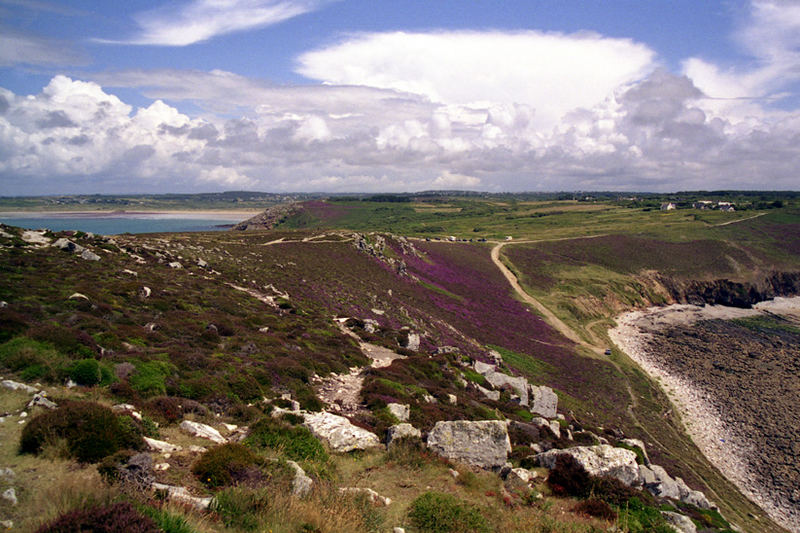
left=490, top=238, right=606, bottom=355
left=490, top=236, right=730, bottom=510
left=712, top=212, right=766, bottom=227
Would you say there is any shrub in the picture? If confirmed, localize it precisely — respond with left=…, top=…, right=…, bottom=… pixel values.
left=130, top=361, right=173, bottom=397
left=575, top=498, right=617, bottom=521
left=34, top=502, right=160, bottom=533
left=20, top=401, right=143, bottom=462
left=70, top=358, right=101, bottom=386
left=408, top=492, right=489, bottom=533
left=0, top=336, right=69, bottom=382
left=591, top=475, right=641, bottom=507
left=546, top=454, right=591, bottom=498
left=245, top=417, right=328, bottom=462
left=142, top=396, right=182, bottom=424
left=192, top=443, right=268, bottom=488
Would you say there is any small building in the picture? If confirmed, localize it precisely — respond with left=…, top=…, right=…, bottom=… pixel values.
left=719, top=204, right=736, bottom=212
left=693, top=201, right=713, bottom=209
left=660, top=202, right=676, bottom=211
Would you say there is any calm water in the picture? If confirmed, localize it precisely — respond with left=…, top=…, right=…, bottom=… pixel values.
left=0, top=212, right=248, bottom=235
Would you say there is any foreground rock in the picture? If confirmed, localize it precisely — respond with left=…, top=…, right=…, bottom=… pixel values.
left=152, top=483, right=212, bottom=510
left=179, top=420, right=227, bottom=444
left=386, top=423, right=422, bottom=448
left=426, top=420, right=511, bottom=469
left=287, top=460, right=313, bottom=497
left=535, top=445, right=642, bottom=487
left=1, top=380, right=37, bottom=394
left=303, top=412, right=381, bottom=453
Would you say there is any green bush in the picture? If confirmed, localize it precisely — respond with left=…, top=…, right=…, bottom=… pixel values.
left=192, top=443, right=269, bottom=488
left=0, top=336, right=69, bottom=382
left=70, top=358, right=101, bottom=386
left=245, top=417, right=328, bottom=462
left=408, top=492, right=489, bottom=533
left=130, top=361, right=174, bottom=397
left=20, top=401, right=143, bottom=462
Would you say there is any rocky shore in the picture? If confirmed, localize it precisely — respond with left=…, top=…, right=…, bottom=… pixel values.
left=610, top=298, right=800, bottom=532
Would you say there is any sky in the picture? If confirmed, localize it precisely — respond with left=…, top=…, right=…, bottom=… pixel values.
left=1, top=0, right=800, bottom=195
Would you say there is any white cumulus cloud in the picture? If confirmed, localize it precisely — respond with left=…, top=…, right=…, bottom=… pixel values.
left=296, top=30, right=657, bottom=129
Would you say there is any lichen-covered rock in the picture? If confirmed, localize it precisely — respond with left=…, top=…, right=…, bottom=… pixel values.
left=287, top=460, right=313, bottom=497
left=143, top=436, right=182, bottom=453
left=386, top=423, right=422, bottom=448
left=339, top=487, right=391, bottom=506
left=303, top=412, right=381, bottom=453
left=179, top=420, right=226, bottom=444
left=1, top=380, right=37, bottom=394
left=662, top=511, right=697, bottom=533
left=535, top=445, right=642, bottom=487
left=504, top=467, right=537, bottom=492
left=529, top=385, right=558, bottom=418
left=387, top=403, right=410, bottom=422
left=483, top=371, right=529, bottom=406
left=645, top=464, right=681, bottom=500
left=28, top=392, right=57, bottom=410
left=426, top=420, right=511, bottom=469
left=152, top=483, right=212, bottom=510
left=81, top=249, right=101, bottom=261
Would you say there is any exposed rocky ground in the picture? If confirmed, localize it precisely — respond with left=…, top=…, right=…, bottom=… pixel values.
left=612, top=301, right=800, bottom=532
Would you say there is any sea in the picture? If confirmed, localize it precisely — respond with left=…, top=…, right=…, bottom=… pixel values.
left=0, top=212, right=250, bottom=235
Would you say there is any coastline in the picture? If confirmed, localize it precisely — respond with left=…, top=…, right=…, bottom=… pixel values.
left=609, top=298, right=800, bottom=533
left=0, top=209, right=261, bottom=219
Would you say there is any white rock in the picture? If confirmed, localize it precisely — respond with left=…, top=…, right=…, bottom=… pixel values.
left=529, top=385, right=558, bottom=418
left=68, top=292, right=89, bottom=301
left=80, top=249, right=100, bottom=261
left=447, top=394, right=457, bottom=405
left=179, top=420, right=227, bottom=444
left=287, top=460, right=313, bottom=497
left=386, top=423, right=422, bottom=448
left=66, top=379, right=77, bottom=388
left=427, top=420, right=511, bottom=470
left=393, top=528, right=406, bottom=533
left=141, top=286, right=151, bottom=298
left=387, top=403, right=410, bottom=422
left=535, top=445, right=642, bottom=487
left=222, top=423, right=238, bottom=432
left=168, top=261, right=183, bottom=269
left=505, top=467, right=537, bottom=491
left=303, top=412, right=381, bottom=453
left=28, top=392, right=57, bottom=410
left=112, top=404, right=143, bottom=421
left=144, top=436, right=182, bottom=453
left=339, top=487, right=391, bottom=506
left=18, top=412, right=27, bottom=418
left=662, top=511, right=697, bottom=533
left=0, top=520, right=12, bottom=529
left=188, top=445, right=207, bottom=453
left=0, top=468, right=14, bottom=480
left=154, top=463, right=171, bottom=471
left=476, top=384, right=500, bottom=401
left=2, top=488, right=16, bottom=506
left=1, top=380, right=37, bottom=394
left=473, top=360, right=495, bottom=375
left=152, top=483, right=212, bottom=510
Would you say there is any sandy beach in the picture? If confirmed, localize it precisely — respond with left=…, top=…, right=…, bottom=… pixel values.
left=609, top=297, right=800, bottom=532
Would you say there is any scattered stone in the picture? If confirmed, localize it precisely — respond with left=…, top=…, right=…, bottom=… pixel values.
left=287, top=460, right=313, bottom=497
left=1, top=488, right=16, bottom=506
left=27, top=393, right=56, bottom=410
left=68, top=292, right=89, bottom=301
left=0, top=520, right=11, bottom=529
left=222, top=423, right=238, bottom=432
left=141, top=286, right=151, bottom=298
left=112, top=404, right=143, bottom=421
left=52, top=238, right=83, bottom=252
left=393, top=528, right=406, bottom=533
left=387, top=403, right=410, bottom=422
left=536, top=445, right=642, bottom=487
left=339, top=487, right=391, bottom=506
left=427, top=420, right=511, bottom=470
left=422, top=394, right=437, bottom=404
left=371, top=308, right=385, bottom=315
left=168, top=261, right=183, bottom=269
left=449, top=469, right=460, bottom=479
left=144, top=436, right=182, bottom=453
left=144, top=322, right=158, bottom=332
left=363, top=319, right=379, bottom=333
left=475, top=384, right=500, bottom=401
left=447, top=394, right=457, bottom=405
left=1, top=380, right=37, bottom=394
left=399, top=331, right=420, bottom=351
left=152, top=483, right=212, bottom=510
left=484, top=370, right=530, bottom=407
left=529, top=385, right=558, bottom=418
left=80, top=249, right=100, bottom=261
left=473, top=360, right=495, bottom=375
left=662, top=511, right=697, bottom=533
left=433, top=346, right=459, bottom=355
left=197, top=258, right=208, bottom=268
left=487, top=349, right=503, bottom=365
left=0, top=468, right=14, bottom=480
left=179, top=420, right=227, bottom=444
left=258, top=326, right=270, bottom=333
left=154, top=463, right=171, bottom=472
left=188, top=445, right=207, bottom=454
left=386, top=423, right=422, bottom=448
left=122, top=269, right=138, bottom=276
left=504, top=467, right=537, bottom=492
left=303, top=412, right=381, bottom=453
left=66, top=379, right=77, bottom=388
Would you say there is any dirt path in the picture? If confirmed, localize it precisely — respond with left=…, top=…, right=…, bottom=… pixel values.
left=712, top=212, right=766, bottom=227
left=491, top=240, right=605, bottom=355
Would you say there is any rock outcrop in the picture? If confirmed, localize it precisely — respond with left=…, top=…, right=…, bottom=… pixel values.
left=303, top=412, right=381, bottom=453
left=426, top=420, right=511, bottom=469
left=536, top=445, right=642, bottom=487
left=179, top=420, right=227, bottom=444
left=386, top=423, right=422, bottom=448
